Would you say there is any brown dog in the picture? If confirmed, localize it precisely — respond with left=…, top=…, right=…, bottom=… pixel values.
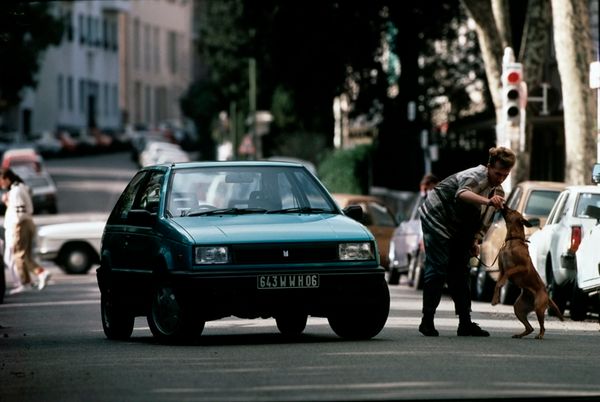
left=491, top=205, right=564, bottom=339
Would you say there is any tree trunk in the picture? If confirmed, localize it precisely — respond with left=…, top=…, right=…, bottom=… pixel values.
left=551, top=0, right=596, bottom=184
left=514, top=0, right=552, bottom=183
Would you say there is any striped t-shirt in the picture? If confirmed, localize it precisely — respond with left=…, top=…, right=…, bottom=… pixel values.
left=419, top=165, right=504, bottom=242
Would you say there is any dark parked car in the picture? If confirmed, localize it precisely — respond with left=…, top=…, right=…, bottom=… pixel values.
left=97, top=161, right=390, bottom=342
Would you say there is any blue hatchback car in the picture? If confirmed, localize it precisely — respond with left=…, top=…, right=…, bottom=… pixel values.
left=97, top=161, right=389, bottom=342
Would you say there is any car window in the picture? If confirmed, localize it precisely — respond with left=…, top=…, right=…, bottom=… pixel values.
left=575, top=193, right=600, bottom=217
left=108, top=171, right=149, bottom=223
left=133, top=171, right=165, bottom=213
left=506, top=186, right=522, bottom=210
left=552, top=192, right=570, bottom=224
left=523, top=190, right=561, bottom=216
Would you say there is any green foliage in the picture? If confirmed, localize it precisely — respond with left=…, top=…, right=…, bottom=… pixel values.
left=180, top=81, right=219, bottom=160
left=0, top=2, right=64, bottom=111
left=318, top=145, right=373, bottom=194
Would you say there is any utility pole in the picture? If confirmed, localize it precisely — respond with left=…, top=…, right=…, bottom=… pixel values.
left=248, top=58, right=258, bottom=159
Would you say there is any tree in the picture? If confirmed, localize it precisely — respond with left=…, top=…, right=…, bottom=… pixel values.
left=551, top=0, right=596, bottom=184
left=462, top=0, right=596, bottom=184
left=0, top=2, right=64, bottom=114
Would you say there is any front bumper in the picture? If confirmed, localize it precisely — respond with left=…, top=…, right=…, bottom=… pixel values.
left=97, top=265, right=387, bottom=320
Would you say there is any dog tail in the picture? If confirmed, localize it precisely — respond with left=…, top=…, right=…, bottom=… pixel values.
left=548, top=298, right=565, bottom=321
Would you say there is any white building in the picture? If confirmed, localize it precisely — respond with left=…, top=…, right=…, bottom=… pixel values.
left=122, top=0, right=194, bottom=129
left=16, top=0, right=194, bottom=136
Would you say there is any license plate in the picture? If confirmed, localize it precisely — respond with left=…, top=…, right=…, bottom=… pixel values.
left=257, top=274, right=319, bottom=289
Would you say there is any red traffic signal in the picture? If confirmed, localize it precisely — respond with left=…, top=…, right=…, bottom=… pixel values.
left=502, top=63, right=524, bottom=126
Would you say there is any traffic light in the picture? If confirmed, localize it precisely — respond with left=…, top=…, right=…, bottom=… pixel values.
left=502, top=63, right=524, bottom=126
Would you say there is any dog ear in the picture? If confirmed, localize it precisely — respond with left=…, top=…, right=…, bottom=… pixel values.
left=522, top=218, right=533, bottom=228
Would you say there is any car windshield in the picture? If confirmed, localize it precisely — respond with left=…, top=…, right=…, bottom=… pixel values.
left=166, top=165, right=337, bottom=217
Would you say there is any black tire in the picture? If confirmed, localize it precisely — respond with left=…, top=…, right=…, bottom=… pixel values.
left=101, top=292, right=134, bottom=340
left=412, top=252, right=425, bottom=290
left=475, top=264, right=494, bottom=302
left=387, top=267, right=401, bottom=285
left=546, top=261, right=566, bottom=316
left=0, top=261, right=5, bottom=305
left=500, top=281, right=520, bottom=305
left=275, top=313, right=308, bottom=337
left=570, top=283, right=588, bottom=321
left=147, top=285, right=204, bottom=342
left=58, top=243, right=97, bottom=274
left=328, top=279, right=390, bottom=340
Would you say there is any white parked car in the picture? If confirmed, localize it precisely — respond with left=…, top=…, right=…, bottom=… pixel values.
left=36, top=221, right=105, bottom=274
left=139, top=141, right=188, bottom=167
left=528, top=184, right=600, bottom=320
left=576, top=164, right=600, bottom=295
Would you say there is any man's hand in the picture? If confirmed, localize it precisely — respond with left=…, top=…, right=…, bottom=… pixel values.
left=488, top=195, right=504, bottom=209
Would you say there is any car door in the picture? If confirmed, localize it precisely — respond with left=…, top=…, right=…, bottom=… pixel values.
left=531, top=191, right=569, bottom=282
left=123, top=170, right=165, bottom=271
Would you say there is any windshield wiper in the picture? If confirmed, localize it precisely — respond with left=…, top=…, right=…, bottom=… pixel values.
left=266, top=207, right=331, bottom=214
left=187, top=207, right=267, bottom=217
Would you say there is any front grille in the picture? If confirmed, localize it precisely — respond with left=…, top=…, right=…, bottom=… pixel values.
left=232, top=243, right=338, bottom=264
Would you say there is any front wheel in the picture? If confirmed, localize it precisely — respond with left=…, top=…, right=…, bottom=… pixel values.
left=275, top=313, right=308, bottom=337
left=147, top=286, right=204, bottom=343
left=101, top=292, right=134, bottom=340
left=387, top=267, right=401, bottom=285
left=328, top=280, right=390, bottom=340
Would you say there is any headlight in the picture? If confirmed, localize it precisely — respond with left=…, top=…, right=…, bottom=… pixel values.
left=339, top=242, right=374, bottom=261
left=194, top=246, right=230, bottom=264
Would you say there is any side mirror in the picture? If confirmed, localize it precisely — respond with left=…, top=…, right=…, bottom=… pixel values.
left=127, top=209, right=157, bottom=227
left=343, top=205, right=363, bottom=222
left=585, top=205, right=600, bottom=223
left=592, top=163, right=600, bottom=184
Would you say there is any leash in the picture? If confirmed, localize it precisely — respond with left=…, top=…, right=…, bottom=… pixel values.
left=476, top=236, right=529, bottom=268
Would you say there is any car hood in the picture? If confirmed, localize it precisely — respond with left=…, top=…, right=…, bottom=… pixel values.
left=172, top=214, right=372, bottom=244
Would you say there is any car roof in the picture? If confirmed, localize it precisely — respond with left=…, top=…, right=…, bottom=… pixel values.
left=515, top=180, right=567, bottom=191
left=147, top=160, right=308, bottom=170
left=564, top=184, right=600, bottom=193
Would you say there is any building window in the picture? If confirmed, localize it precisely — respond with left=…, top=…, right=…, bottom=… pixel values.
left=79, top=79, right=86, bottom=113
left=145, top=85, right=152, bottom=125
left=64, top=12, right=73, bottom=42
left=79, top=14, right=85, bottom=44
left=104, top=83, right=110, bottom=117
left=134, top=81, right=142, bottom=124
left=133, top=18, right=140, bottom=70
left=153, top=27, right=160, bottom=73
left=67, top=76, right=73, bottom=111
left=58, top=75, right=64, bottom=110
left=144, top=24, right=151, bottom=72
left=167, top=31, right=177, bottom=74
left=113, top=84, right=118, bottom=117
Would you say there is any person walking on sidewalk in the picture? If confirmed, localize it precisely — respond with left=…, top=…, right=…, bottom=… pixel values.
left=418, top=146, right=515, bottom=337
left=0, top=168, right=51, bottom=293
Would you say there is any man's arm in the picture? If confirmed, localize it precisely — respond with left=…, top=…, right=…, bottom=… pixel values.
left=458, top=190, right=504, bottom=208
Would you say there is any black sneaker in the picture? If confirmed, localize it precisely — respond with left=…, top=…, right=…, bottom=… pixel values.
left=457, top=322, right=490, bottom=337
left=419, top=322, right=439, bottom=337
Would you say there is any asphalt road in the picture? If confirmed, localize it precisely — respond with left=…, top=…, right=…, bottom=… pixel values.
left=2, top=268, right=600, bottom=402
left=2, top=152, right=600, bottom=401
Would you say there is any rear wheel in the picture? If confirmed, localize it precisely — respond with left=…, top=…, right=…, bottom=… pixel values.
left=570, top=283, right=588, bottom=321
left=147, top=285, right=204, bottom=343
left=328, top=279, right=390, bottom=340
left=275, top=313, right=308, bottom=337
left=101, top=292, right=134, bottom=340
left=475, top=265, right=494, bottom=302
